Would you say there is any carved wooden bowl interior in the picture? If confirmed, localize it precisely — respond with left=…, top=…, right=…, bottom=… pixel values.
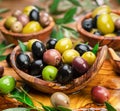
left=77, top=10, right=120, bottom=51
left=108, top=48, right=120, bottom=74
left=0, top=17, right=54, bottom=45
left=10, top=43, right=108, bottom=94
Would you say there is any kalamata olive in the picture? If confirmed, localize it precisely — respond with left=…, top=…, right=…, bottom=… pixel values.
left=56, top=64, right=73, bottom=84
left=32, top=41, right=46, bottom=59
left=12, top=9, right=22, bottom=18
left=46, top=38, right=58, bottom=49
left=50, top=92, right=70, bottom=107
left=0, top=66, right=4, bottom=78
left=91, top=86, right=110, bottom=104
left=11, top=21, right=23, bottom=33
left=39, top=11, right=50, bottom=27
left=6, top=53, right=12, bottom=67
left=17, top=14, right=29, bottom=26
left=43, top=49, right=61, bottom=66
left=28, top=59, right=44, bottom=76
left=16, top=53, right=30, bottom=72
left=29, top=9, right=39, bottom=21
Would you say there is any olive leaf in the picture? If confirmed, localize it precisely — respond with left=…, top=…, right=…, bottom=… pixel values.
left=92, top=43, right=99, bottom=55
left=0, top=8, right=9, bottom=14
left=67, top=0, right=81, bottom=6
left=3, top=108, right=31, bottom=111
left=49, top=0, right=60, bottom=14
left=41, top=105, right=57, bottom=111
left=56, top=106, right=72, bottom=111
left=105, top=102, right=117, bottom=111
left=55, top=7, right=77, bottom=24
left=0, top=55, right=7, bottom=61
left=18, top=40, right=27, bottom=53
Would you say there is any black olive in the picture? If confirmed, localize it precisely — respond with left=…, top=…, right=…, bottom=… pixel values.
left=74, top=43, right=91, bottom=55
left=82, top=18, right=93, bottom=32
left=28, top=59, right=44, bottom=76
left=29, top=9, right=39, bottom=21
left=93, top=30, right=103, bottom=36
left=32, top=41, right=46, bottom=60
left=56, top=64, right=73, bottom=84
left=16, top=53, right=30, bottom=72
left=92, top=15, right=99, bottom=28
left=46, top=38, right=58, bottom=49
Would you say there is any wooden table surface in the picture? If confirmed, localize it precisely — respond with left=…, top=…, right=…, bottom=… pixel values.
left=0, top=0, right=120, bottom=110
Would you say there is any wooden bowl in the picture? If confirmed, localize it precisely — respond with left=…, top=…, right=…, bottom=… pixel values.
left=10, top=44, right=108, bottom=94
left=0, top=17, right=55, bottom=45
left=77, top=10, right=120, bottom=51
left=108, top=48, right=120, bottom=74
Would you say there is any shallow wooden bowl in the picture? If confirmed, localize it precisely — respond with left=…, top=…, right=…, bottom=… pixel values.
left=10, top=44, right=108, bottom=94
left=0, top=17, right=54, bottom=45
left=77, top=10, right=120, bottom=51
left=108, top=48, right=120, bottom=74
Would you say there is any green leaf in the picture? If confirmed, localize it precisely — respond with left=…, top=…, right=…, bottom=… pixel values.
left=0, top=8, right=9, bottom=14
left=0, top=16, right=3, bottom=21
left=0, top=55, right=7, bottom=61
left=92, top=43, right=99, bottom=55
left=105, top=102, right=117, bottom=111
left=10, top=88, right=34, bottom=108
left=3, top=108, right=30, bottom=111
left=118, top=0, right=120, bottom=4
left=49, top=0, right=60, bottom=14
left=57, top=106, right=72, bottom=111
left=0, top=41, right=6, bottom=48
left=42, top=105, right=57, bottom=111
left=55, top=7, right=77, bottom=24
left=67, top=0, right=81, bottom=6
left=18, top=40, right=27, bottom=52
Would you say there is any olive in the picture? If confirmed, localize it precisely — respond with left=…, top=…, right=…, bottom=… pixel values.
left=17, top=14, right=29, bottom=26
left=4, top=16, right=17, bottom=29
left=29, top=9, right=39, bottom=21
left=92, top=5, right=111, bottom=18
left=43, top=49, right=61, bottom=66
left=91, top=86, right=110, bottom=104
left=93, top=30, right=103, bottom=36
left=82, top=18, right=93, bottom=32
left=56, top=64, right=73, bottom=84
left=6, top=53, right=12, bottom=67
left=110, top=13, right=120, bottom=23
left=11, top=21, right=23, bottom=33
left=46, top=38, right=58, bottom=49
left=22, top=21, right=43, bottom=34
left=115, top=18, right=120, bottom=30
left=97, top=14, right=115, bottom=34
left=74, top=43, right=91, bottom=56
left=104, top=33, right=116, bottom=37
left=116, top=30, right=120, bottom=36
left=16, top=53, right=30, bottom=71
left=72, top=57, right=89, bottom=75
left=12, top=9, right=22, bottom=18
left=0, top=66, right=4, bottom=78
left=28, top=59, right=44, bottom=77
left=50, top=92, right=70, bottom=107
left=92, top=15, right=99, bottom=28
left=32, top=41, right=46, bottom=60
left=39, top=11, right=50, bottom=27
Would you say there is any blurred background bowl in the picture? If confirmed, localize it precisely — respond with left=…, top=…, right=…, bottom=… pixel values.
left=0, top=17, right=55, bottom=45
left=77, top=10, right=120, bottom=51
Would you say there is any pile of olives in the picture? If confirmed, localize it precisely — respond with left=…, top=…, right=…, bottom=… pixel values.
left=4, top=6, right=50, bottom=34
left=82, top=5, right=120, bottom=37
left=15, top=38, right=96, bottom=85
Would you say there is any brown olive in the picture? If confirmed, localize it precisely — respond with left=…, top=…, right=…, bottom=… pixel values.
left=0, top=66, right=4, bottom=78
left=50, top=92, right=70, bottom=107
left=12, top=9, right=22, bottom=18
left=11, top=21, right=23, bottom=33
left=115, top=18, right=120, bottom=30
left=39, top=11, right=50, bottom=27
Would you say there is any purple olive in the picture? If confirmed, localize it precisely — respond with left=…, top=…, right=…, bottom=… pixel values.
left=91, top=86, right=110, bottom=104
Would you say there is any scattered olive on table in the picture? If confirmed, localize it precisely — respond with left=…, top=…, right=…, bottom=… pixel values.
left=91, top=86, right=110, bottom=104
left=15, top=38, right=97, bottom=85
left=82, top=5, right=120, bottom=37
left=4, top=5, right=50, bottom=34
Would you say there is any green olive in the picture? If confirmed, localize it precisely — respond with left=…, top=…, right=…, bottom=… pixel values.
left=92, top=5, right=111, bottom=18
left=104, top=33, right=116, bottom=37
left=97, top=14, right=115, bottom=34
left=22, top=21, right=43, bottom=34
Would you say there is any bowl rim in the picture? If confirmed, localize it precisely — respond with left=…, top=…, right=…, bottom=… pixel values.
left=10, top=42, right=108, bottom=94
left=77, top=10, right=120, bottom=40
left=0, top=16, right=55, bottom=37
